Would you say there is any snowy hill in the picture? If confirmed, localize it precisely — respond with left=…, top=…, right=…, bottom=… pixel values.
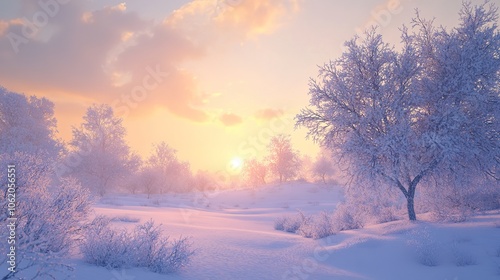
left=65, top=182, right=500, bottom=280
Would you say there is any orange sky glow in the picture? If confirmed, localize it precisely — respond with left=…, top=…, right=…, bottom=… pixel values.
left=0, top=0, right=491, bottom=172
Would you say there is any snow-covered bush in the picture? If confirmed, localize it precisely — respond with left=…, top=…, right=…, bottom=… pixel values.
left=372, top=205, right=400, bottom=224
left=80, top=216, right=130, bottom=268
left=80, top=216, right=194, bottom=274
left=330, top=202, right=364, bottom=231
left=274, top=216, right=286, bottom=231
left=298, top=211, right=335, bottom=239
left=451, top=247, right=477, bottom=267
left=330, top=182, right=401, bottom=231
left=421, top=175, right=500, bottom=222
left=295, top=212, right=314, bottom=238
left=406, top=227, right=441, bottom=267
left=274, top=211, right=308, bottom=233
left=275, top=184, right=403, bottom=239
left=275, top=210, right=336, bottom=239
left=110, top=215, right=140, bottom=223
left=0, top=152, right=92, bottom=280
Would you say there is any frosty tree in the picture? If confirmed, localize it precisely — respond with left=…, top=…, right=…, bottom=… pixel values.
left=144, top=141, right=192, bottom=193
left=296, top=3, right=500, bottom=220
left=266, top=134, right=301, bottom=183
left=69, top=104, right=138, bottom=196
left=0, top=87, right=62, bottom=160
left=312, top=149, right=336, bottom=184
left=0, top=89, right=93, bottom=279
left=243, top=158, right=268, bottom=187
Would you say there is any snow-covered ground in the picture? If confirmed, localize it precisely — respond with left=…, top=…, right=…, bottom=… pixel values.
left=72, top=182, right=500, bottom=280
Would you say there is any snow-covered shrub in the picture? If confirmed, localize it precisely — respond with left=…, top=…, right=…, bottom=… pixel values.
left=465, top=181, right=500, bottom=211
left=331, top=202, right=364, bottom=231
left=372, top=205, right=400, bottom=224
left=298, top=211, right=335, bottom=239
left=420, top=171, right=500, bottom=222
left=80, top=216, right=131, bottom=268
left=80, top=217, right=194, bottom=274
left=406, top=227, right=441, bottom=267
left=276, top=210, right=336, bottom=239
left=274, top=216, right=287, bottom=231
left=451, top=248, right=477, bottom=267
left=426, top=183, right=475, bottom=222
left=331, top=181, right=401, bottom=230
left=0, top=152, right=92, bottom=280
left=274, top=211, right=307, bottom=233
left=110, top=215, right=140, bottom=223
left=295, top=212, right=314, bottom=238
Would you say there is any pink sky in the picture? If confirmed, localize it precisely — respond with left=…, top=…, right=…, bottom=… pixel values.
left=0, top=0, right=493, bottom=171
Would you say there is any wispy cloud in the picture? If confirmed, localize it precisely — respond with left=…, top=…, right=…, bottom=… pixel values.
left=255, top=108, right=284, bottom=121
left=219, top=112, right=242, bottom=126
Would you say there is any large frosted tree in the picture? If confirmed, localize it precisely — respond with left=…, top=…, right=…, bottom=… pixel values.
left=296, top=3, right=500, bottom=220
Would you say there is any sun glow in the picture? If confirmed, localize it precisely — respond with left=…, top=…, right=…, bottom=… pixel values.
left=228, top=157, right=244, bottom=173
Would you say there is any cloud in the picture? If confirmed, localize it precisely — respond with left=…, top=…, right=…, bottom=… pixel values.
left=0, top=1, right=209, bottom=121
left=255, top=108, right=284, bottom=120
left=214, top=0, right=299, bottom=38
left=169, top=0, right=299, bottom=41
left=0, top=0, right=299, bottom=123
left=219, top=112, right=242, bottom=126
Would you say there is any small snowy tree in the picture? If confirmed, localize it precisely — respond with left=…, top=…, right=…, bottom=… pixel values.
left=69, top=104, right=136, bottom=196
left=297, top=155, right=314, bottom=182
left=266, top=134, right=301, bottom=183
left=145, top=142, right=192, bottom=193
left=312, top=150, right=336, bottom=184
left=243, top=158, right=268, bottom=187
left=296, top=3, right=500, bottom=220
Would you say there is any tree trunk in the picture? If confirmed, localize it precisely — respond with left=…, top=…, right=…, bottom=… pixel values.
left=406, top=195, right=416, bottom=221
left=395, top=175, right=422, bottom=221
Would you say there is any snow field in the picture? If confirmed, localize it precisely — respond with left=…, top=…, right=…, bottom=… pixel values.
left=69, top=182, right=500, bottom=280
